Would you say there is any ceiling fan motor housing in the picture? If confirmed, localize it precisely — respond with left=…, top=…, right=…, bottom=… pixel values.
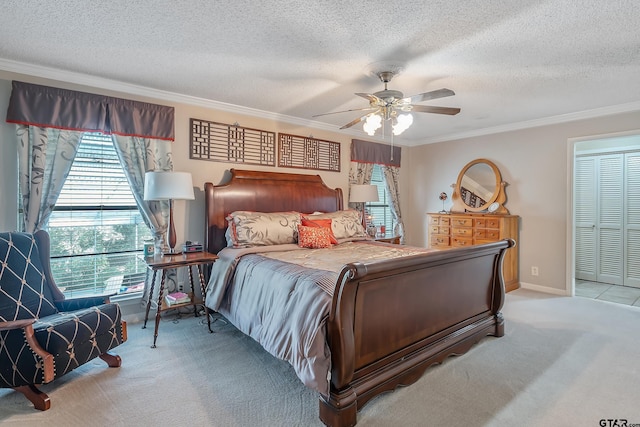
left=373, top=89, right=404, bottom=103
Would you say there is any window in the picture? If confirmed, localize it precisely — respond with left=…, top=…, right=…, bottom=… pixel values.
left=368, top=164, right=395, bottom=236
left=44, top=133, right=152, bottom=297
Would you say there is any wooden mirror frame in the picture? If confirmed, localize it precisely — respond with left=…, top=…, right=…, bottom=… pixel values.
left=450, top=158, right=509, bottom=214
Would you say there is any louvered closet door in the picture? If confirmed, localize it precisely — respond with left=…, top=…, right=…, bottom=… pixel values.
left=575, top=157, right=597, bottom=281
left=625, top=153, right=640, bottom=287
left=597, top=155, right=624, bottom=285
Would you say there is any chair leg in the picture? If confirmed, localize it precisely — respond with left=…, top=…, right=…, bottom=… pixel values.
left=13, top=385, right=51, bottom=411
left=99, top=352, right=122, bottom=367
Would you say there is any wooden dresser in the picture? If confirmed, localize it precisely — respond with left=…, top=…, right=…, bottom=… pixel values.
left=428, top=213, right=519, bottom=292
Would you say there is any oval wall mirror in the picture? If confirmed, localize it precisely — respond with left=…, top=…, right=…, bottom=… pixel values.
left=451, top=159, right=509, bottom=213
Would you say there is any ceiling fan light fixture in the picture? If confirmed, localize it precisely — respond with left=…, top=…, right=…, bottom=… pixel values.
left=363, top=113, right=382, bottom=136
left=392, top=113, right=413, bottom=135
left=315, top=64, right=458, bottom=136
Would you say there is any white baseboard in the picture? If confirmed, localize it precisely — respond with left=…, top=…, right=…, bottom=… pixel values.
left=519, top=282, right=569, bottom=296
left=111, top=293, right=146, bottom=323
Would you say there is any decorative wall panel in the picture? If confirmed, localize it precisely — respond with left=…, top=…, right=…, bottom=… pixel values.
left=190, top=118, right=276, bottom=166
left=278, top=133, right=340, bottom=172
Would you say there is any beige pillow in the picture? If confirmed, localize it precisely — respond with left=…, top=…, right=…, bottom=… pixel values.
left=226, top=211, right=301, bottom=247
left=304, top=210, right=367, bottom=239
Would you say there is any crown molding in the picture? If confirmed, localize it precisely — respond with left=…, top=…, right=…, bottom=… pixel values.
left=0, top=57, right=361, bottom=135
left=416, top=100, right=640, bottom=145
left=3, top=57, right=638, bottom=147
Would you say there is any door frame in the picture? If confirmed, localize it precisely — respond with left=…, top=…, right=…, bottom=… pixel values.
left=567, top=129, right=640, bottom=296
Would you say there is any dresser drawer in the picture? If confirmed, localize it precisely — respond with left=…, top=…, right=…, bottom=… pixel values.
left=475, top=240, right=498, bottom=247
left=430, top=235, right=450, bottom=247
left=451, top=236, right=473, bottom=247
left=486, top=218, right=500, bottom=228
left=451, top=217, right=472, bottom=227
left=428, top=212, right=519, bottom=292
left=452, top=227, right=473, bottom=236
left=430, top=225, right=451, bottom=234
left=485, top=229, right=500, bottom=239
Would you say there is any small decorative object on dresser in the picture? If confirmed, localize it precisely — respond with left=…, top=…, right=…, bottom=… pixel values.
left=438, top=191, right=448, bottom=213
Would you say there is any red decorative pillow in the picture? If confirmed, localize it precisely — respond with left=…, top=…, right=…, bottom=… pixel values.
left=301, top=218, right=338, bottom=244
left=297, top=225, right=332, bottom=249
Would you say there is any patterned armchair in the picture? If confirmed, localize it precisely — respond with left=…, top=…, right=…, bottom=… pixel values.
left=0, top=231, right=127, bottom=410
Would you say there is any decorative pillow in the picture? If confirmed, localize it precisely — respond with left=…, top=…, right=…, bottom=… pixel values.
left=297, top=225, right=332, bottom=249
left=226, top=211, right=301, bottom=247
left=225, top=224, right=235, bottom=247
left=301, top=218, right=338, bottom=244
left=304, top=210, right=367, bottom=239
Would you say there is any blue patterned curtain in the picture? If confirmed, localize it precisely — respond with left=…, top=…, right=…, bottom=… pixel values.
left=381, top=166, right=405, bottom=243
left=16, top=125, right=83, bottom=232
left=348, top=162, right=374, bottom=215
left=112, top=135, right=176, bottom=307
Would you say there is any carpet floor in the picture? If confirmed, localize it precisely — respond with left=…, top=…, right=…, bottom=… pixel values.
left=1, top=289, right=639, bottom=426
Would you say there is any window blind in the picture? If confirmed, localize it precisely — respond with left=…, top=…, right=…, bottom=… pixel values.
left=368, top=165, right=394, bottom=236
left=46, top=133, right=151, bottom=297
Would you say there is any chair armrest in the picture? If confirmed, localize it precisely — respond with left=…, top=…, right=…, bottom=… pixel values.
left=0, top=318, right=36, bottom=331
left=54, top=295, right=111, bottom=311
left=0, top=319, right=55, bottom=383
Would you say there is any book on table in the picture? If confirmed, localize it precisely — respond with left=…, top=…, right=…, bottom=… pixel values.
left=164, top=291, right=191, bottom=306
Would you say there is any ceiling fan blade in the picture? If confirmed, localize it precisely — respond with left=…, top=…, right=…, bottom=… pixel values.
left=406, top=88, right=455, bottom=104
left=340, top=113, right=374, bottom=130
left=312, top=107, right=378, bottom=118
left=355, top=93, right=382, bottom=104
left=410, top=105, right=461, bottom=115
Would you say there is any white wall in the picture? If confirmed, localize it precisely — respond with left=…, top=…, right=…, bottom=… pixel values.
left=0, top=71, right=411, bottom=246
left=3, top=69, right=640, bottom=295
left=406, top=112, right=640, bottom=293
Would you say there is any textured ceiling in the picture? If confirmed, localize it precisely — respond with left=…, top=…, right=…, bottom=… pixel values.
left=1, top=1, right=640, bottom=146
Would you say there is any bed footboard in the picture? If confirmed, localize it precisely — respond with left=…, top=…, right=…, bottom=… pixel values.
left=320, top=239, right=514, bottom=427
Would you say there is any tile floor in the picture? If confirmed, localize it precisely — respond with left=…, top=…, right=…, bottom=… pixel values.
left=575, top=279, right=640, bottom=307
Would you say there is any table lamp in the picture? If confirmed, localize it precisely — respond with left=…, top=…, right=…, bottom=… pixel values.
left=349, top=184, right=379, bottom=230
left=143, top=171, right=195, bottom=255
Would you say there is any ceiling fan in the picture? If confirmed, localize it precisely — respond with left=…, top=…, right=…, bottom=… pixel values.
left=314, top=69, right=461, bottom=135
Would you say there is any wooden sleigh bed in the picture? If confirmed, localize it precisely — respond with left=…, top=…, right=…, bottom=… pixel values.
left=204, top=169, right=513, bottom=427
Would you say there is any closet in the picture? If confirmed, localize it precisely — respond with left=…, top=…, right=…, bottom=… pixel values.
left=575, top=151, right=640, bottom=288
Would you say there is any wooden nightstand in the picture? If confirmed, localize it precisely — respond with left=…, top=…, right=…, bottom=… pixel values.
left=142, top=251, right=218, bottom=347
left=374, top=236, right=401, bottom=244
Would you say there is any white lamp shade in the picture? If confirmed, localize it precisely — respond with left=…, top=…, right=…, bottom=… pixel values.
left=143, top=171, right=195, bottom=201
left=349, top=184, right=379, bottom=203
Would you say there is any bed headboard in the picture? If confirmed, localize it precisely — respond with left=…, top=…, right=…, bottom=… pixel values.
left=204, top=169, right=344, bottom=254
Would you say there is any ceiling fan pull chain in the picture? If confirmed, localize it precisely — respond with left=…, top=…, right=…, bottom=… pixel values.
left=391, top=125, right=394, bottom=161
